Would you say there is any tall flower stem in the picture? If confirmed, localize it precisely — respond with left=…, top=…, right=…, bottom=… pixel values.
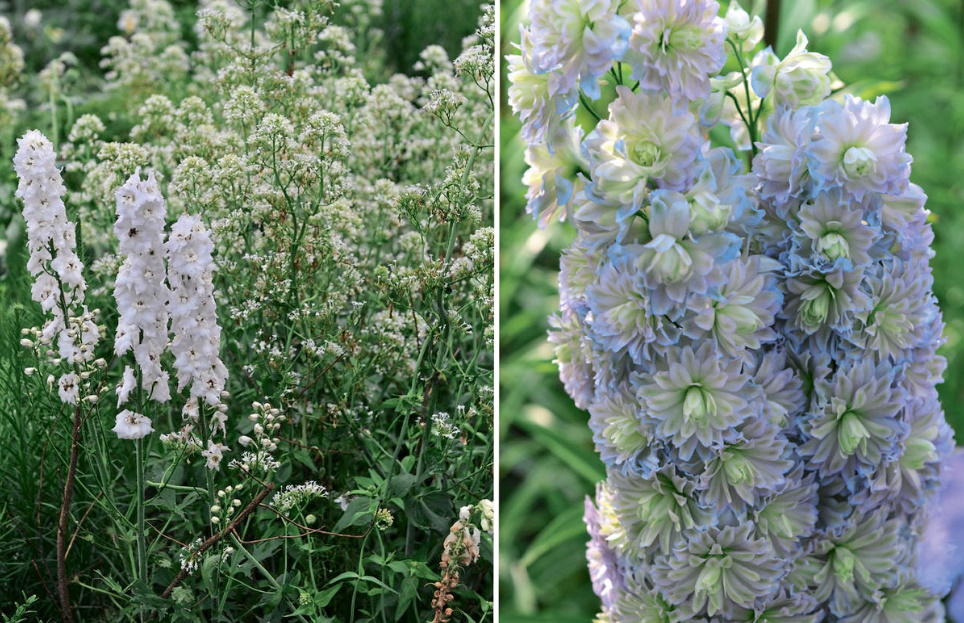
left=48, top=76, right=59, bottom=149
left=199, top=402, right=217, bottom=519
left=56, top=402, right=83, bottom=623
left=135, top=436, right=147, bottom=587
left=764, top=0, right=781, bottom=49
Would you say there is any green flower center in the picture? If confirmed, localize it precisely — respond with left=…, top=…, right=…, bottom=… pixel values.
left=838, top=410, right=871, bottom=456
left=800, top=287, right=832, bottom=326
left=832, top=545, right=857, bottom=582
left=645, top=234, right=694, bottom=284
left=722, top=451, right=754, bottom=484
left=817, top=230, right=850, bottom=260
left=603, top=408, right=648, bottom=457
left=689, top=193, right=730, bottom=235
left=694, top=556, right=727, bottom=591
left=665, top=25, right=705, bottom=52
left=683, top=385, right=717, bottom=424
left=843, top=146, right=878, bottom=178
left=630, top=140, right=660, bottom=167
left=902, top=436, right=937, bottom=470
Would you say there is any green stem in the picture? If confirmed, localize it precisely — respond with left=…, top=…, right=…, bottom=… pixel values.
left=375, top=529, right=389, bottom=623
left=349, top=531, right=371, bottom=623
left=578, top=91, right=602, bottom=122
left=230, top=533, right=310, bottom=623
left=49, top=80, right=58, bottom=149
left=198, top=402, right=216, bottom=522
left=300, top=511, right=319, bottom=593
left=135, top=436, right=147, bottom=589
left=447, top=112, right=493, bottom=261
left=764, top=0, right=781, bottom=50
left=726, top=39, right=761, bottom=156
left=351, top=408, right=416, bottom=623
left=145, top=481, right=207, bottom=494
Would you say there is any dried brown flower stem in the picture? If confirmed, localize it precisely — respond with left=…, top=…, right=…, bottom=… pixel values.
left=56, top=402, right=83, bottom=623
left=160, top=481, right=274, bottom=599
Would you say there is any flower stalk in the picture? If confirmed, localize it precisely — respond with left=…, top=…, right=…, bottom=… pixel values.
left=511, top=1, right=953, bottom=618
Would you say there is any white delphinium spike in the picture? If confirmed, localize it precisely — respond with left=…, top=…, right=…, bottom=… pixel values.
left=166, top=213, right=229, bottom=468
left=14, top=130, right=101, bottom=401
left=113, top=170, right=172, bottom=419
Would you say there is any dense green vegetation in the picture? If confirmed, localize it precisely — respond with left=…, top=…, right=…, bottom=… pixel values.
left=0, top=1, right=493, bottom=621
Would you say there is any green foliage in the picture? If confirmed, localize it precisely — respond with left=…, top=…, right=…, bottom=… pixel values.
left=0, top=1, right=493, bottom=621
left=379, top=0, right=485, bottom=74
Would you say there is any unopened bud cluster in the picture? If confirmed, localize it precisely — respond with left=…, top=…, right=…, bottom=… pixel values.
left=209, top=483, right=244, bottom=526
left=229, top=401, right=285, bottom=474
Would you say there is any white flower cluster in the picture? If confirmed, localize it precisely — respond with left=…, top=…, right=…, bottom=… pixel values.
left=13, top=130, right=101, bottom=403
left=166, top=213, right=230, bottom=466
left=100, top=0, right=188, bottom=90
left=14, top=141, right=230, bottom=448
left=431, top=411, right=460, bottom=440
left=112, top=170, right=172, bottom=438
left=271, top=481, right=329, bottom=515
left=178, top=536, right=204, bottom=574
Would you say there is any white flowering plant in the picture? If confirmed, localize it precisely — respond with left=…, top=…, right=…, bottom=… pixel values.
left=0, top=1, right=493, bottom=621
left=506, top=0, right=959, bottom=621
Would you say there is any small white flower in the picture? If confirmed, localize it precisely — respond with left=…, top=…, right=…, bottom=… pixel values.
left=58, top=373, right=80, bottom=404
left=24, top=9, right=42, bottom=29
left=116, top=365, right=136, bottom=407
left=112, top=409, right=154, bottom=440
left=202, top=441, right=229, bottom=470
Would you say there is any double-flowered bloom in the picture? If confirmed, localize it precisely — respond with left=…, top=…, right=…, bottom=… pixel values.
left=14, top=130, right=101, bottom=403
left=512, top=0, right=953, bottom=619
left=15, top=132, right=229, bottom=460
left=166, top=213, right=230, bottom=467
left=112, top=170, right=171, bottom=438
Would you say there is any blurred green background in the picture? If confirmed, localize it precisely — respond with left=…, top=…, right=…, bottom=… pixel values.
left=499, top=0, right=964, bottom=620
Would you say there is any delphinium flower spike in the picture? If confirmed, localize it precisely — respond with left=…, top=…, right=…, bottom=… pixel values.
left=14, top=130, right=101, bottom=400
left=165, top=213, right=229, bottom=469
left=112, top=169, right=171, bottom=438
left=511, top=0, right=955, bottom=619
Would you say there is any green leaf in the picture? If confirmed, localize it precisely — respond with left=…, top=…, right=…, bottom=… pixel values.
left=404, top=490, right=453, bottom=532
left=776, top=0, right=817, bottom=55
left=519, top=505, right=587, bottom=568
left=315, top=583, right=342, bottom=608
left=332, top=496, right=374, bottom=532
left=325, top=571, right=399, bottom=595
left=515, top=417, right=604, bottom=484
left=408, top=560, right=438, bottom=581
left=395, top=578, right=417, bottom=621
left=200, top=554, right=220, bottom=597
left=378, top=398, right=401, bottom=410
left=387, top=472, right=416, bottom=498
